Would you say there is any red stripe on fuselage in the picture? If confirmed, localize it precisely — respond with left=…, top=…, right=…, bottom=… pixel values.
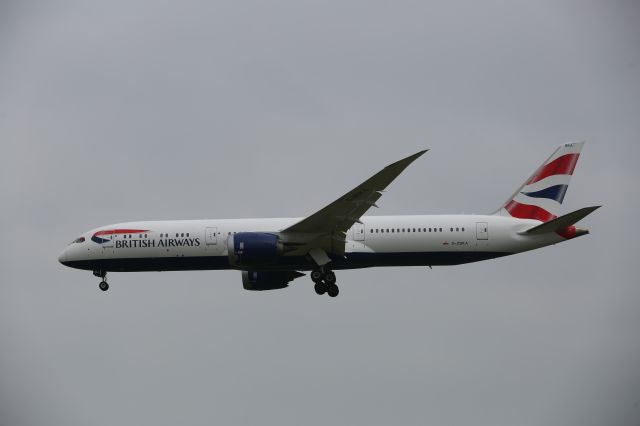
left=504, top=200, right=556, bottom=222
left=527, top=153, right=579, bottom=184
left=94, top=229, right=149, bottom=236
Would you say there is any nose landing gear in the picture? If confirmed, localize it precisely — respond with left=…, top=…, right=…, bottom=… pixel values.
left=93, top=270, right=109, bottom=292
left=311, top=269, right=339, bottom=297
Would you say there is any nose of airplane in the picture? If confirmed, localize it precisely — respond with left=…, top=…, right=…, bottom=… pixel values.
left=58, top=248, right=69, bottom=266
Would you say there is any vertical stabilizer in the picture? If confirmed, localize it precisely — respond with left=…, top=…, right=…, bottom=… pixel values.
left=495, top=142, right=584, bottom=222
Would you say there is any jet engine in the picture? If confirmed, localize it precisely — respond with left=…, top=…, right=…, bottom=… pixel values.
left=242, top=270, right=305, bottom=291
left=227, top=232, right=284, bottom=268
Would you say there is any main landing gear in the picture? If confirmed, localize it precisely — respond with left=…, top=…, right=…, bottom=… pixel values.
left=311, top=269, right=339, bottom=297
left=93, top=270, right=109, bottom=292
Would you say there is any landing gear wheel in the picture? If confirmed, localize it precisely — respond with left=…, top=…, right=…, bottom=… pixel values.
left=327, top=283, right=339, bottom=298
left=309, top=266, right=337, bottom=297
left=311, top=270, right=323, bottom=283
left=314, top=282, right=327, bottom=295
left=99, top=281, right=109, bottom=292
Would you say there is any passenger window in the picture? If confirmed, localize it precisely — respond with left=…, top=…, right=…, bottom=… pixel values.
left=462, top=227, right=465, bottom=232
left=439, top=228, right=443, bottom=232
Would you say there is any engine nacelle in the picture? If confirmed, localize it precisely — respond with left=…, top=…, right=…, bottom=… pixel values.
left=227, top=232, right=283, bottom=268
left=242, top=270, right=304, bottom=291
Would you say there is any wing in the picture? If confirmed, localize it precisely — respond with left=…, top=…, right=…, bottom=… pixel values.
left=280, top=150, right=427, bottom=257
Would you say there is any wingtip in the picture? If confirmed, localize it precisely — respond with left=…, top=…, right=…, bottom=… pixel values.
left=406, top=149, right=428, bottom=163
left=408, top=149, right=429, bottom=160
left=384, top=149, right=429, bottom=170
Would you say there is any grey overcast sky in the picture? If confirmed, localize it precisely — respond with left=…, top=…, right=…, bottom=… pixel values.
left=1, top=1, right=639, bottom=425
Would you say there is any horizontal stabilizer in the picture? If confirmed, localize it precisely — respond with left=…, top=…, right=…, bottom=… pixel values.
left=521, top=206, right=601, bottom=235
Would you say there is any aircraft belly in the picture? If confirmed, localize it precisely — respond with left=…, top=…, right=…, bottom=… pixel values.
left=65, top=249, right=512, bottom=272
left=61, top=255, right=230, bottom=272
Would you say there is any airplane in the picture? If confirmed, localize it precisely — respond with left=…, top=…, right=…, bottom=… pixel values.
left=59, top=142, right=599, bottom=297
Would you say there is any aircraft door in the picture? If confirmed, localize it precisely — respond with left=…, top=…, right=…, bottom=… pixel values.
left=102, top=233, right=114, bottom=248
left=205, top=227, right=218, bottom=245
left=353, top=223, right=365, bottom=241
left=476, top=222, right=488, bottom=240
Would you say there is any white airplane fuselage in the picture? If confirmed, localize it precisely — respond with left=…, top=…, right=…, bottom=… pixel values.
left=58, top=214, right=566, bottom=272
left=59, top=143, right=596, bottom=296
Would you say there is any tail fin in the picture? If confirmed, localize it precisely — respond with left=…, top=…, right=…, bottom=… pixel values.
left=495, top=142, right=584, bottom=222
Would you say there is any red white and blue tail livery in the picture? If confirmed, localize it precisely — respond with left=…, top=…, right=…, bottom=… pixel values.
left=59, top=143, right=599, bottom=297
left=498, top=141, right=583, bottom=222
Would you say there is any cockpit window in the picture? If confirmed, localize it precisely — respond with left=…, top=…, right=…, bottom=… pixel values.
left=71, top=237, right=85, bottom=244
